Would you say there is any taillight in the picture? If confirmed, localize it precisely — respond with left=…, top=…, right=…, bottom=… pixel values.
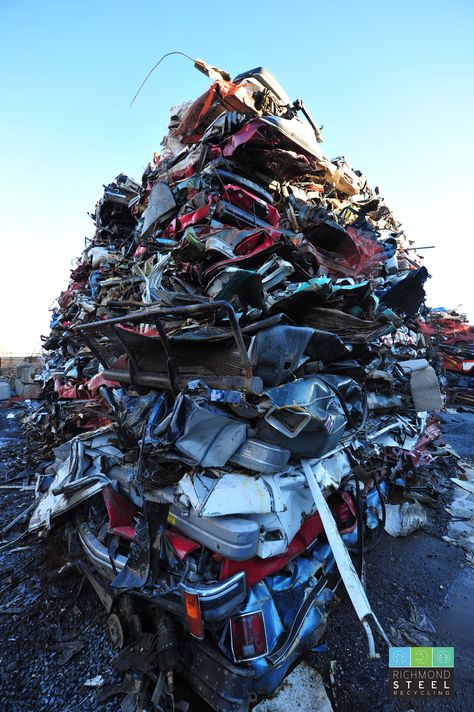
left=230, top=611, right=268, bottom=661
left=183, top=591, right=204, bottom=639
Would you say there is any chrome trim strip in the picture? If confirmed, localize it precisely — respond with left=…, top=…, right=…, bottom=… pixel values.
left=76, top=520, right=127, bottom=572
left=76, top=520, right=245, bottom=610
left=184, top=574, right=245, bottom=601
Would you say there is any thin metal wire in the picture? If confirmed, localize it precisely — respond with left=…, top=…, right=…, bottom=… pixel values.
left=130, top=51, right=195, bottom=106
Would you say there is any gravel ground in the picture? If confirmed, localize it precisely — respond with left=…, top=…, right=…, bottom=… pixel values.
left=0, top=405, right=123, bottom=712
left=0, top=402, right=473, bottom=711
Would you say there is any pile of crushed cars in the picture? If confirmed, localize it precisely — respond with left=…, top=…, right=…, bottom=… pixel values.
left=420, top=309, right=474, bottom=408
left=26, top=60, right=446, bottom=711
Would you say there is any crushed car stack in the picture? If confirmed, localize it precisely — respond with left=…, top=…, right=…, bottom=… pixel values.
left=27, top=60, right=445, bottom=711
left=419, top=308, right=474, bottom=407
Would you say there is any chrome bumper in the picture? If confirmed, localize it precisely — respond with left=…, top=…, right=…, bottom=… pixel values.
left=75, top=519, right=246, bottom=622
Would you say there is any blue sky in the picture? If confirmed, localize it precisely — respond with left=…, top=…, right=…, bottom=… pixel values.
left=1, top=0, right=473, bottom=353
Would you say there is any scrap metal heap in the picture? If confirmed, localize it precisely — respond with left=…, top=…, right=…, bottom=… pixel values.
left=420, top=309, right=474, bottom=407
left=27, top=61, right=445, bottom=710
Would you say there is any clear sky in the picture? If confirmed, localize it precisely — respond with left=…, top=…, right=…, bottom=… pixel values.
left=1, top=0, right=473, bottom=354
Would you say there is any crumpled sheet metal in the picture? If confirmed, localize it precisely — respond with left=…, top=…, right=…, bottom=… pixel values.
left=177, top=462, right=349, bottom=518
left=150, top=393, right=247, bottom=467
left=305, top=449, right=353, bottom=490
left=141, top=181, right=176, bottom=237
left=146, top=446, right=351, bottom=560
left=256, top=377, right=348, bottom=458
left=158, top=449, right=352, bottom=558
left=178, top=471, right=286, bottom=516
left=248, top=325, right=314, bottom=387
left=29, top=427, right=122, bottom=530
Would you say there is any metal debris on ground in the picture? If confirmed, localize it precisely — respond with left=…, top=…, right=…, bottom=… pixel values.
left=383, top=501, right=428, bottom=537
left=389, top=596, right=436, bottom=647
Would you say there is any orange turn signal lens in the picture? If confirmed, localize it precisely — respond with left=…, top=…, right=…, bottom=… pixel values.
left=183, top=591, right=204, bottom=639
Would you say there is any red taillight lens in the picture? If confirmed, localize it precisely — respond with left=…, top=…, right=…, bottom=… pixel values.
left=230, top=611, right=268, bottom=661
left=183, top=591, right=204, bottom=639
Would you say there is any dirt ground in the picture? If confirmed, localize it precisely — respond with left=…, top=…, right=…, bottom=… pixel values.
left=0, top=402, right=473, bottom=711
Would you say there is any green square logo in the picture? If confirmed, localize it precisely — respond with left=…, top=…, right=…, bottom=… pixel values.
left=411, top=647, right=432, bottom=667
left=433, top=647, right=454, bottom=667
